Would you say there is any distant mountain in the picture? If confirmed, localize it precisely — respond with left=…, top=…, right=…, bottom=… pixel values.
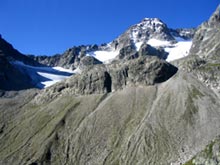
left=30, top=18, right=195, bottom=69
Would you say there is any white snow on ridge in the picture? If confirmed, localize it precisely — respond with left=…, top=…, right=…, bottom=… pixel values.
left=135, top=42, right=143, bottom=51
left=12, top=61, right=74, bottom=88
left=147, top=39, right=172, bottom=47
left=52, top=66, right=74, bottom=73
left=86, top=50, right=119, bottom=64
left=146, top=38, right=192, bottom=62
left=37, top=72, right=71, bottom=88
left=165, top=41, right=192, bottom=62
left=86, top=36, right=192, bottom=63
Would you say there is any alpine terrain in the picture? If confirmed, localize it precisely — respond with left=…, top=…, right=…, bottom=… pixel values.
left=0, top=5, right=220, bottom=165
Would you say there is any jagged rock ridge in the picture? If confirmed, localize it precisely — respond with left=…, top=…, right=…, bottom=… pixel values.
left=30, top=18, right=195, bottom=69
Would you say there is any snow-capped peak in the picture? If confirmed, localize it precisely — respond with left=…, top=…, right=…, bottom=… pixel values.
left=133, top=18, right=167, bottom=33
left=83, top=17, right=195, bottom=63
left=122, top=17, right=172, bottom=51
left=139, top=18, right=165, bottom=27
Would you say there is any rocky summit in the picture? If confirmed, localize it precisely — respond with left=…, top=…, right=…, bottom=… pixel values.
left=0, top=5, right=220, bottom=165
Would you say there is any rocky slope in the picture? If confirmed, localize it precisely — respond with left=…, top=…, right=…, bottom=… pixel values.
left=1, top=68, right=220, bottom=165
left=0, top=5, right=220, bottom=165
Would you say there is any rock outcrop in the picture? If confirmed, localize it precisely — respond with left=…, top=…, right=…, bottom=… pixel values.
left=0, top=54, right=34, bottom=90
left=190, top=5, right=220, bottom=60
left=34, top=56, right=177, bottom=103
left=30, top=45, right=100, bottom=69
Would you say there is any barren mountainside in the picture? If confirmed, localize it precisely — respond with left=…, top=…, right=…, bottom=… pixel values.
left=0, top=5, right=220, bottom=165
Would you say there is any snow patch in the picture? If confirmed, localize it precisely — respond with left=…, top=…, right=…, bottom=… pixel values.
left=135, top=42, right=143, bottom=51
left=11, top=61, right=74, bottom=88
left=147, top=39, right=172, bottom=47
left=37, top=72, right=70, bottom=88
left=146, top=38, right=192, bottom=62
left=86, top=50, right=119, bottom=63
left=165, top=41, right=192, bottom=61
left=52, top=67, right=74, bottom=73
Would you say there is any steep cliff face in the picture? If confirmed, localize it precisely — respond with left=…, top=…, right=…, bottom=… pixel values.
left=0, top=54, right=34, bottom=90
left=190, top=5, right=220, bottom=60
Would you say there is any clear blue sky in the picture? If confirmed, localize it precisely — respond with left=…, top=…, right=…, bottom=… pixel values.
left=0, top=0, right=219, bottom=56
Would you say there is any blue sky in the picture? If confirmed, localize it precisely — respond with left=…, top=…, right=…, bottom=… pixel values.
left=0, top=0, right=219, bottom=55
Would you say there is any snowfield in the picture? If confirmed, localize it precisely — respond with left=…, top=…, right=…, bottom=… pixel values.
left=165, top=41, right=192, bottom=61
left=147, top=38, right=192, bottom=62
left=12, top=61, right=74, bottom=88
left=86, top=36, right=192, bottom=63
left=147, top=39, right=172, bottom=47
left=86, top=50, right=119, bottom=63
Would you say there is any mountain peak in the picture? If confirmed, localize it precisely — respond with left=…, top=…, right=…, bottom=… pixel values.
left=137, top=17, right=167, bottom=30
left=141, top=18, right=164, bottom=24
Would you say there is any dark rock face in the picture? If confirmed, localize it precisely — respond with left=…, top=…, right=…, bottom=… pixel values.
left=0, top=36, right=40, bottom=90
left=66, top=65, right=112, bottom=95
left=117, top=43, right=168, bottom=61
left=118, top=44, right=138, bottom=60
left=79, top=56, right=102, bottom=69
left=0, top=55, right=34, bottom=90
left=170, top=28, right=196, bottom=40
left=30, top=46, right=82, bottom=69
left=138, top=43, right=168, bottom=59
left=110, top=56, right=177, bottom=90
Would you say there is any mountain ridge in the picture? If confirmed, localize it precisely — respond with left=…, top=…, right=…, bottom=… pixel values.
left=29, top=18, right=195, bottom=70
